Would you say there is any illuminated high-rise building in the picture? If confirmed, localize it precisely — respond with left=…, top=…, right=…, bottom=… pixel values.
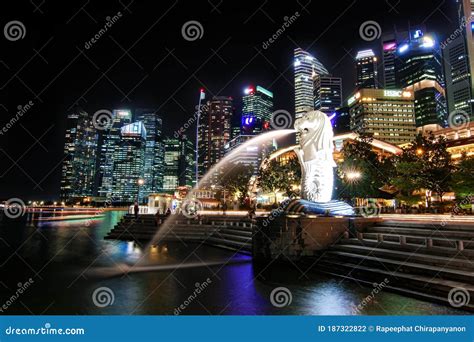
left=382, top=38, right=398, bottom=89
left=355, top=49, right=379, bottom=89
left=163, top=135, right=194, bottom=192
left=136, top=109, right=164, bottom=196
left=98, top=109, right=132, bottom=200
left=314, top=75, right=342, bottom=115
left=60, top=108, right=98, bottom=202
left=198, top=96, right=233, bottom=184
left=163, top=138, right=180, bottom=192
left=443, top=0, right=474, bottom=120
left=241, top=85, right=273, bottom=135
left=111, top=121, right=147, bottom=203
left=347, top=88, right=416, bottom=145
left=294, top=48, right=329, bottom=118
left=396, top=30, right=447, bottom=129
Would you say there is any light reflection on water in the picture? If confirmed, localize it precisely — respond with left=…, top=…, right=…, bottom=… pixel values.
left=0, top=211, right=466, bottom=315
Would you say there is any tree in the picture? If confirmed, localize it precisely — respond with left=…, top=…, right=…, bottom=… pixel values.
left=257, top=159, right=287, bottom=204
left=451, top=153, right=474, bottom=200
left=336, top=136, right=391, bottom=201
left=388, top=133, right=454, bottom=207
left=219, top=163, right=254, bottom=206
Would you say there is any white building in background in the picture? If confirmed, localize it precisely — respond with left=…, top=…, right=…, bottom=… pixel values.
left=294, top=48, right=329, bottom=119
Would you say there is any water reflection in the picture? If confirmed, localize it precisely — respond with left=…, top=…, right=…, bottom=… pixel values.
left=0, top=211, right=465, bottom=315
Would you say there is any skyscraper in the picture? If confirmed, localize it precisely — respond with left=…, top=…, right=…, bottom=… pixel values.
left=111, top=121, right=146, bottom=203
left=443, top=0, right=474, bottom=119
left=382, top=38, right=398, bottom=89
left=60, top=108, right=98, bottom=202
left=294, top=48, right=329, bottom=118
left=313, top=75, right=343, bottom=115
left=347, top=88, right=417, bottom=145
left=241, top=85, right=273, bottom=134
left=198, top=96, right=233, bottom=184
left=163, top=138, right=180, bottom=192
left=163, top=135, right=194, bottom=192
left=355, top=49, right=379, bottom=89
left=396, top=30, right=447, bottom=128
left=98, top=109, right=132, bottom=200
left=136, top=109, right=164, bottom=196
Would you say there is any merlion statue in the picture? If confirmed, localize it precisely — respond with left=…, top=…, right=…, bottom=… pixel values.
left=284, top=110, right=354, bottom=216
left=294, top=110, right=336, bottom=203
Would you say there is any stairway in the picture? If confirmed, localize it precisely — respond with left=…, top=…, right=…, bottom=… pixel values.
left=105, top=214, right=254, bottom=254
left=311, top=220, right=474, bottom=310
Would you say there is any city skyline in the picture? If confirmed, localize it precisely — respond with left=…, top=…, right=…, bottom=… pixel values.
left=0, top=0, right=459, bottom=199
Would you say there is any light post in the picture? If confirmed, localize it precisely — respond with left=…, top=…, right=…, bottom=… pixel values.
left=195, top=88, right=205, bottom=188
left=137, top=178, right=145, bottom=204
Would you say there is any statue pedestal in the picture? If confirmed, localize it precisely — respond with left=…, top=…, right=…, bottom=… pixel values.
left=253, top=215, right=381, bottom=261
left=285, top=199, right=355, bottom=216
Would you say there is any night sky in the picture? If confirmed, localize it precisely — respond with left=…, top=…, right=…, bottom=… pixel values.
left=0, top=0, right=458, bottom=200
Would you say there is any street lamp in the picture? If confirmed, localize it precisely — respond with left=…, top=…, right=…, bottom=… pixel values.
left=137, top=178, right=145, bottom=204
left=346, top=170, right=362, bottom=183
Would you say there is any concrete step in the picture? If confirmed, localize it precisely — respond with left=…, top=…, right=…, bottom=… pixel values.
left=323, top=250, right=474, bottom=283
left=332, top=244, right=474, bottom=270
left=360, top=233, right=474, bottom=250
left=368, top=226, right=474, bottom=240
left=312, top=258, right=474, bottom=310
left=341, top=238, right=474, bottom=258
left=382, top=220, right=474, bottom=232
left=212, top=232, right=252, bottom=243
